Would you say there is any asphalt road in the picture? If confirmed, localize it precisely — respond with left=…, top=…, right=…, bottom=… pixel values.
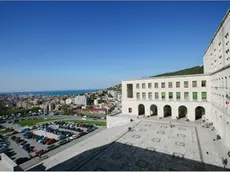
left=2, top=114, right=106, bottom=122
left=19, top=126, right=106, bottom=170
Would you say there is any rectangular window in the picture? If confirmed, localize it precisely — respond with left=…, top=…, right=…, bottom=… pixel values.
left=192, top=81, right=197, bottom=87
left=184, top=81, right=188, bottom=88
left=202, top=92, right=207, bottom=100
left=142, top=92, right=146, bottom=99
left=136, top=84, right=139, bottom=89
left=201, top=80, right=206, bottom=87
left=142, top=83, right=146, bottom=89
left=128, top=108, right=132, bottom=113
left=176, top=92, right=181, bottom=100
left=176, top=82, right=180, bottom=88
left=136, top=92, right=140, bottom=100
left=127, top=84, right=133, bottom=98
left=161, top=82, right=165, bottom=88
left=161, top=92, right=166, bottom=100
left=193, top=92, right=198, bottom=100
left=168, top=82, right=172, bottom=88
left=155, top=92, right=159, bottom=99
left=169, top=92, right=173, bottom=100
left=154, top=83, right=158, bottom=88
left=184, top=92, right=189, bottom=100
left=148, top=92, right=152, bottom=100
left=148, top=83, right=152, bottom=89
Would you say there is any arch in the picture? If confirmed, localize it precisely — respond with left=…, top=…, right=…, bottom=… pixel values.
left=138, top=104, right=145, bottom=115
left=150, top=104, right=157, bottom=116
left=178, top=106, right=187, bottom=119
left=163, top=105, right=172, bottom=117
left=195, top=106, right=205, bottom=120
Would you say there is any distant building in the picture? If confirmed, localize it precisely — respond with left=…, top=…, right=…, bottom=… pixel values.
left=16, top=101, right=23, bottom=108
left=94, top=99, right=98, bottom=105
left=117, top=94, right=122, bottom=102
left=48, top=102, right=55, bottom=112
left=65, top=98, right=73, bottom=105
left=60, top=100, right=65, bottom=105
left=74, top=95, right=89, bottom=106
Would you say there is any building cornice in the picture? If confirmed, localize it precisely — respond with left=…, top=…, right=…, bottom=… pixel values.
left=208, top=64, right=230, bottom=75
left=122, top=73, right=210, bottom=82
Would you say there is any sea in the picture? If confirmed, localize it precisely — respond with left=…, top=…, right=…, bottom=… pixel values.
left=0, top=89, right=100, bottom=96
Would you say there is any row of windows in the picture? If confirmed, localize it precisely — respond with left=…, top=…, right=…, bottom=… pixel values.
left=136, top=80, right=207, bottom=89
left=211, top=76, right=230, bottom=89
left=208, top=32, right=230, bottom=70
left=136, top=92, right=207, bottom=100
left=211, top=91, right=230, bottom=113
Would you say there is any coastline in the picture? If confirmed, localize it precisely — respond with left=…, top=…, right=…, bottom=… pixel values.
left=0, top=89, right=100, bottom=96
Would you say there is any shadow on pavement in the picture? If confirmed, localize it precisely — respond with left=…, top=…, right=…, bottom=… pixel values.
left=27, top=141, right=229, bottom=171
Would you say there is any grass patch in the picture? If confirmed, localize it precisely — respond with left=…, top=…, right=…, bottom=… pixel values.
left=0, top=128, right=13, bottom=135
left=18, top=118, right=58, bottom=126
left=61, top=119, right=106, bottom=126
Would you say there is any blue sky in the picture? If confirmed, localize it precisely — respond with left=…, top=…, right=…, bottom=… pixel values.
left=0, top=2, right=229, bottom=92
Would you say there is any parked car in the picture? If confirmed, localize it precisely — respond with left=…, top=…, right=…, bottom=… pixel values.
left=20, top=141, right=27, bottom=147
left=31, top=149, right=44, bottom=158
left=21, top=128, right=29, bottom=134
left=14, top=137, right=21, bottom=142
left=39, top=137, right=48, bottom=143
left=11, top=136, right=16, bottom=140
left=57, top=139, right=68, bottom=146
left=45, top=144, right=57, bottom=152
left=58, top=135, right=66, bottom=140
left=32, top=134, right=39, bottom=139
left=68, top=135, right=79, bottom=141
left=22, top=144, right=30, bottom=151
left=24, top=132, right=34, bottom=139
left=23, top=146, right=32, bottom=153
left=45, top=138, right=56, bottom=145
left=36, top=136, right=44, bottom=142
left=79, top=131, right=86, bottom=136
left=41, top=138, right=49, bottom=144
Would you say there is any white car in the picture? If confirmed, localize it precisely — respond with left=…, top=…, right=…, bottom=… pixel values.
left=68, top=135, right=78, bottom=140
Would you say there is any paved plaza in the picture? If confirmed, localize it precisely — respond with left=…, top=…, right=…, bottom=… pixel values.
left=29, top=119, right=230, bottom=171
left=76, top=121, right=227, bottom=171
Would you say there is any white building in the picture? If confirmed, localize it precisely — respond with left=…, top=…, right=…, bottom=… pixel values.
left=94, top=99, right=98, bottom=105
left=121, top=9, right=230, bottom=148
left=65, top=98, right=73, bottom=105
left=48, top=102, right=55, bottom=112
left=74, top=95, right=89, bottom=106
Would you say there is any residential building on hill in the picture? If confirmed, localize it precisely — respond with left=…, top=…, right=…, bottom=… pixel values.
left=74, top=95, right=89, bottom=106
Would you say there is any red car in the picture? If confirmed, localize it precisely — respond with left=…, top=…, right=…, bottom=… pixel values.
left=14, top=137, right=20, bottom=142
left=45, top=138, right=56, bottom=145
left=31, top=149, right=44, bottom=158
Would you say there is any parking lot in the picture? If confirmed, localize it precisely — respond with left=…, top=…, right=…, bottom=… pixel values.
left=2, top=120, right=101, bottom=166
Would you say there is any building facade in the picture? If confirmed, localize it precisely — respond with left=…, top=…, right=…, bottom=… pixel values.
left=122, top=74, right=211, bottom=121
left=74, top=95, right=89, bottom=106
left=121, top=9, right=230, bottom=148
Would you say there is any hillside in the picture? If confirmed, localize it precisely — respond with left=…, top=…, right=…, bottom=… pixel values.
left=107, top=66, right=204, bottom=91
left=152, top=65, right=204, bottom=77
